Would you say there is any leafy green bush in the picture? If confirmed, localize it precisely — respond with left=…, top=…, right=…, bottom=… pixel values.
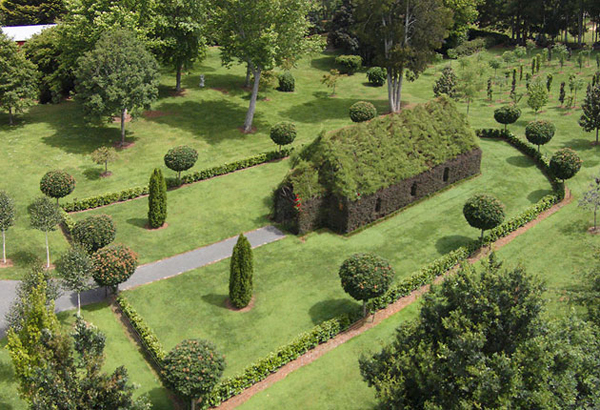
left=71, top=215, right=116, bottom=253
left=270, top=122, right=297, bottom=150
left=335, top=55, right=362, bottom=75
left=494, top=105, right=521, bottom=131
left=463, top=194, right=506, bottom=239
left=525, top=120, right=555, bottom=151
left=61, top=148, right=293, bottom=212
left=277, top=71, right=295, bottom=92
left=550, top=148, right=582, bottom=181
left=229, top=233, right=253, bottom=308
left=366, top=67, right=387, bottom=86
left=164, top=145, right=198, bottom=183
left=92, top=244, right=138, bottom=293
left=148, top=168, right=167, bottom=229
left=40, top=170, right=76, bottom=203
left=447, top=38, right=486, bottom=59
left=433, top=66, right=458, bottom=99
left=116, top=294, right=166, bottom=365
left=349, top=101, right=377, bottom=122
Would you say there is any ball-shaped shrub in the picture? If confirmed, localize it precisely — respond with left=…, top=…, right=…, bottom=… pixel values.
left=278, top=71, right=295, bottom=92
left=339, top=253, right=395, bottom=316
left=493, top=105, right=521, bottom=131
left=349, top=101, right=377, bottom=123
left=162, top=339, right=225, bottom=408
left=463, top=194, right=505, bottom=240
left=270, top=122, right=297, bottom=149
left=366, top=67, right=387, bottom=86
left=40, top=170, right=76, bottom=202
left=92, top=244, right=138, bottom=292
left=164, top=146, right=199, bottom=181
left=525, top=120, right=555, bottom=151
left=335, top=55, right=362, bottom=75
left=72, top=215, right=116, bottom=253
left=549, top=148, right=582, bottom=181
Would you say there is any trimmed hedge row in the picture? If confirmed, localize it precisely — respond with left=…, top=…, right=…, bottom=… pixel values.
left=60, top=208, right=76, bottom=233
left=116, top=294, right=167, bottom=367
left=62, top=148, right=293, bottom=213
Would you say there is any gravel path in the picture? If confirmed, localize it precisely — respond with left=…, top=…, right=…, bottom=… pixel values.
left=0, top=226, right=285, bottom=338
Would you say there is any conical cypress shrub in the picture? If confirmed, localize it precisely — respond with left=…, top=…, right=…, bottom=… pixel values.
left=229, top=233, right=253, bottom=308
left=148, top=168, right=167, bottom=229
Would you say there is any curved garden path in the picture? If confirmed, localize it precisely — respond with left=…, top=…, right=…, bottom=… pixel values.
left=0, top=226, right=286, bottom=338
left=213, top=189, right=573, bottom=410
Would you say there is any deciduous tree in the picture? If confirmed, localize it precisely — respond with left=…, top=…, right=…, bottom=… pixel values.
left=0, top=0, right=64, bottom=25
left=28, top=197, right=62, bottom=268
left=579, top=84, right=600, bottom=144
left=55, top=246, right=93, bottom=314
left=0, top=190, right=15, bottom=264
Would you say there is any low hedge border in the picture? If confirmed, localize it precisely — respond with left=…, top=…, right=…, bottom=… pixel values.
left=60, top=208, right=76, bottom=233
left=116, top=128, right=564, bottom=408
left=116, top=294, right=166, bottom=369
left=62, top=148, right=293, bottom=213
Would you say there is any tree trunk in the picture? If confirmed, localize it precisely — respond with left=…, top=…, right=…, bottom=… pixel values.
left=45, top=231, right=50, bottom=269
left=104, top=161, right=108, bottom=173
left=244, top=62, right=253, bottom=88
left=387, top=71, right=403, bottom=113
left=243, top=67, right=261, bottom=133
left=2, top=229, right=5, bottom=264
left=77, top=292, right=81, bottom=315
left=578, top=0, right=584, bottom=45
left=120, top=108, right=127, bottom=146
left=594, top=207, right=597, bottom=230
left=596, top=128, right=599, bottom=144
left=176, top=64, right=183, bottom=92
left=480, top=229, right=484, bottom=241
left=8, top=107, right=13, bottom=126
left=191, top=398, right=196, bottom=410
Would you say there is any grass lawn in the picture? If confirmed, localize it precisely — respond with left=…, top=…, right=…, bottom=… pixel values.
left=0, top=302, right=173, bottom=410
left=70, top=159, right=290, bottom=264
left=124, top=136, right=550, bottom=378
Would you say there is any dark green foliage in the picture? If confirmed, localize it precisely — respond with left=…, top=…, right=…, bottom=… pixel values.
left=270, top=122, right=297, bottom=150
left=40, top=170, right=76, bottom=202
left=349, top=101, right=377, bottom=122
left=229, top=233, right=254, bottom=309
left=55, top=246, right=93, bottom=312
left=0, top=190, right=15, bottom=232
left=164, top=145, right=199, bottom=182
left=0, top=0, right=64, bottom=25
left=447, top=38, right=486, bottom=59
left=91, top=244, right=138, bottom=293
left=28, top=196, right=61, bottom=233
left=579, top=84, right=600, bottom=143
left=366, top=67, right=387, bottom=86
left=559, top=81, right=566, bottom=106
left=581, top=250, right=600, bottom=326
left=487, top=78, right=493, bottom=101
left=339, top=253, right=394, bottom=316
left=0, top=32, right=39, bottom=125
left=525, top=120, right=556, bottom=151
left=463, top=194, right=505, bottom=239
left=148, top=168, right=167, bottom=229
left=327, top=0, right=360, bottom=54
left=162, top=339, right=225, bottom=408
left=493, top=105, right=521, bottom=131
left=277, top=71, right=295, bottom=92
left=284, top=97, right=478, bottom=200
left=335, top=54, right=362, bottom=75
left=71, top=214, right=116, bottom=253
left=433, top=66, right=458, bottom=99
left=360, top=256, right=600, bottom=410
left=546, top=73, right=553, bottom=92
left=549, top=148, right=582, bottom=181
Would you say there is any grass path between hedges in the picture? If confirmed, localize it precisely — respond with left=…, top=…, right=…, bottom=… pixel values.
left=217, top=188, right=572, bottom=409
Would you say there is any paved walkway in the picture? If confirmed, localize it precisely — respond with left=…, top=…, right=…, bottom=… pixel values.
left=0, top=226, right=285, bottom=338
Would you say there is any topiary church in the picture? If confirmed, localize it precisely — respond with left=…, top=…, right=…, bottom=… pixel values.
left=273, top=96, right=482, bottom=234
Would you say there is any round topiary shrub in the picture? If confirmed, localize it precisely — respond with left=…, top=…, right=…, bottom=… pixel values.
left=349, top=101, right=377, bottom=123
left=164, top=145, right=199, bottom=182
left=339, top=253, right=395, bottom=317
left=40, top=170, right=76, bottom=203
left=366, top=67, right=387, bottom=86
left=463, top=194, right=505, bottom=240
left=335, top=55, right=362, bottom=75
left=92, top=244, right=138, bottom=293
left=162, top=339, right=225, bottom=410
left=493, top=105, right=522, bottom=131
left=278, top=71, right=295, bottom=92
left=72, top=215, right=116, bottom=253
left=270, top=122, right=297, bottom=150
left=549, top=148, right=582, bottom=181
left=525, top=120, right=555, bottom=151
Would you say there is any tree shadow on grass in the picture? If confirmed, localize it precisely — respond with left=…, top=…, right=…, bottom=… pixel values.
left=561, top=138, right=596, bottom=152
left=126, top=218, right=148, bottom=229
left=283, top=96, right=388, bottom=124
left=147, top=100, right=269, bottom=143
left=201, top=293, right=228, bottom=309
left=506, top=155, right=535, bottom=168
left=310, top=54, right=337, bottom=72
left=10, top=250, right=41, bottom=270
left=435, top=235, right=473, bottom=254
left=82, top=166, right=102, bottom=181
left=0, top=357, right=16, bottom=410
left=527, top=189, right=553, bottom=203
left=309, top=298, right=358, bottom=325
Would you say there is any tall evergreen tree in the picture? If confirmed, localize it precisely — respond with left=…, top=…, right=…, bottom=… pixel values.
left=0, top=0, right=64, bottom=25
left=148, top=168, right=167, bottom=229
left=579, top=84, right=600, bottom=144
left=229, top=233, right=253, bottom=308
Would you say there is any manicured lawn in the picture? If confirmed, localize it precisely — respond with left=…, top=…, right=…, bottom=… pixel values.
left=124, top=136, right=550, bottom=377
left=0, top=302, right=173, bottom=410
left=71, top=159, right=290, bottom=264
